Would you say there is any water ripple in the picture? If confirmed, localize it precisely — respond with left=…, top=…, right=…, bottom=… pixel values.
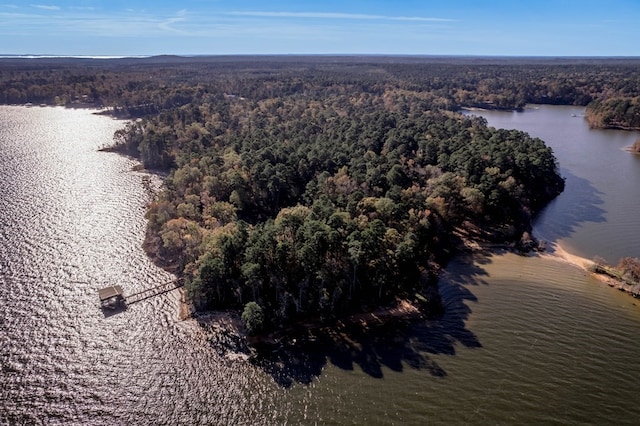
left=0, top=106, right=285, bottom=425
left=3, top=105, right=640, bottom=425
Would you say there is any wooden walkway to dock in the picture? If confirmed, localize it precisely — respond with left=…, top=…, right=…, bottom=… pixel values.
left=125, top=280, right=184, bottom=305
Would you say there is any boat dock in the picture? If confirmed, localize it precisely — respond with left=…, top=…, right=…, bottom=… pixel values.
left=125, top=280, right=183, bottom=305
left=98, top=280, right=183, bottom=310
left=98, top=285, right=126, bottom=309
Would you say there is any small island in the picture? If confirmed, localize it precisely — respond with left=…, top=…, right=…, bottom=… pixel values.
left=542, top=244, right=640, bottom=299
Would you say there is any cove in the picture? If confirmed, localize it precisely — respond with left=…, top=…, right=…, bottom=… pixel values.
left=470, top=105, right=640, bottom=263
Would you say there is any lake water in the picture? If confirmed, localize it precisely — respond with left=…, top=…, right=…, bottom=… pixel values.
left=1, top=105, right=640, bottom=424
left=469, top=105, right=640, bottom=263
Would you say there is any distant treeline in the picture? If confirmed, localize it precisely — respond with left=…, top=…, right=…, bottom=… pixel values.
left=1, top=56, right=640, bottom=129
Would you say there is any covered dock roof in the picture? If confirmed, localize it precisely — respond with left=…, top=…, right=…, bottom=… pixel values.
left=98, top=285, right=124, bottom=301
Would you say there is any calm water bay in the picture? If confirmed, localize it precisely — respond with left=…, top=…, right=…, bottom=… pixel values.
left=2, top=105, right=640, bottom=425
left=469, top=105, right=640, bottom=263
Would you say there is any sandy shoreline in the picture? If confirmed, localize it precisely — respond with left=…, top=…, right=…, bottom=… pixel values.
left=542, top=242, right=640, bottom=296
left=542, top=242, right=594, bottom=270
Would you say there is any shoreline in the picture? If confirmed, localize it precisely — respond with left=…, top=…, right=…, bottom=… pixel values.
left=188, top=296, right=431, bottom=349
left=542, top=242, right=640, bottom=298
left=179, top=237, right=640, bottom=361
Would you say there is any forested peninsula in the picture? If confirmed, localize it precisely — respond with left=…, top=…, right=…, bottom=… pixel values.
left=3, top=55, right=640, bottom=333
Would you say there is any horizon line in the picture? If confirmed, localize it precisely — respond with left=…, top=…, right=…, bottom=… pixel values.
left=2, top=53, right=640, bottom=59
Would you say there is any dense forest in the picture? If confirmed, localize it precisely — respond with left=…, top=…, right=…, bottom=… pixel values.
left=4, top=55, right=639, bottom=332
left=1, top=56, right=640, bottom=129
left=112, top=99, right=563, bottom=332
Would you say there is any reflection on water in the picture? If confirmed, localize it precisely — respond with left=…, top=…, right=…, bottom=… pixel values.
left=248, top=300, right=480, bottom=388
left=3, top=105, right=640, bottom=425
left=0, top=106, right=284, bottom=424
left=533, top=169, right=607, bottom=244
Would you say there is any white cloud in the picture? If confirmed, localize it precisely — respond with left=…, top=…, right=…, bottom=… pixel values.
left=31, top=4, right=60, bottom=11
left=0, top=6, right=455, bottom=47
left=225, top=11, right=456, bottom=22
left=0, top=8, right=196, bottom=38
left=159, top=15, right=188, bottom=33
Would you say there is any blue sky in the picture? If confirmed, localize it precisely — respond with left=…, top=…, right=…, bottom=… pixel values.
left=1, top=0, right=639, bottom=56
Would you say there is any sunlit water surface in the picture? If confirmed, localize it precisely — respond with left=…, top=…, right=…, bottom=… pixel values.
left=2, top=105, right=640, bottom=425
left=0, top=107, right=284, bottom=425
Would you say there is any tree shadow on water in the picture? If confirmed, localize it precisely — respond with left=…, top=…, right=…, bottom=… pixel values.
left=534, top=170, right=606, bottom=242
left=244, top=253, right=491, bottom=388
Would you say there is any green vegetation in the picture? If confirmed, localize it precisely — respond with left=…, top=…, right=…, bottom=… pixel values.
left=241, top=302, right=265, bottom=335
left=98, top=58, right=566, bottom=332
left=20, top=55, right=640, bottom=331
left=133, top=103, right=562, bottom=331
left=585, top=97, right=640, bottom=129
left=2, top=56, right=640, bottom=128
